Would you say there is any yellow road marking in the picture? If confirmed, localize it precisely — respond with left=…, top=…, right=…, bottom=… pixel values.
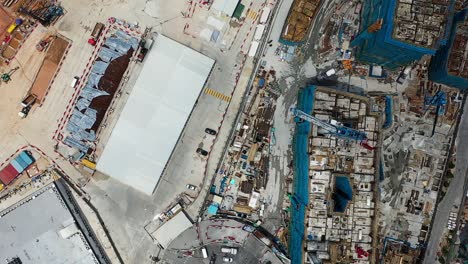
left=204, top=88, right=231, bottom=102
left=247, top=10, right=258, bottom=20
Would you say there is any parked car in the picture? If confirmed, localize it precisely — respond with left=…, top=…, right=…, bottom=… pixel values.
left=186, top=184, right=196, bottom=191
left=205, top=128, right=217, bottom=135
left=222, top=257, right=233, bottom=262
left=196, top=148, right=208, bottom=156
left=71, top=76, right=79, bottom=88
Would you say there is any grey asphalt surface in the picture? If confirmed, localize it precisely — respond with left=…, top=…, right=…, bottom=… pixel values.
left=424, top=99, right=468, bottom=263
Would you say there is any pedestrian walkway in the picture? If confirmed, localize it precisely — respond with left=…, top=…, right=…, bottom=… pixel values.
left=246, top=10, right=258, bottom=20
left=204, top=88, right=231, bottom=102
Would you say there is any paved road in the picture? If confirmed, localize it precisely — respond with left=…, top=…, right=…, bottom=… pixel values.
left=424, top=99, right=468, bottom=263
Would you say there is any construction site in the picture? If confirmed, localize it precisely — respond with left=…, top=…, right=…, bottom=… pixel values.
left=448, top=15, right=468, bottom=79
left=203, top=65, right=282, bottom=225
left=378, top=57, right=462, bottom=263
left=392, top=0, right=450, bottom=49
left=0, top=0, right=63, bottom=64
left=352, top=0, right=454, bottom=69
left=0, top=0, right=466, bottom=262
left=287, top=85, right=379, bottom=264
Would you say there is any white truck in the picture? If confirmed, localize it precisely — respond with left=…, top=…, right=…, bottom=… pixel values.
left=221, top=247, right=238, bottom=255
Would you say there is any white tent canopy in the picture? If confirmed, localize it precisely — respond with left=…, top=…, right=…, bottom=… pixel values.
left=97, top=34, right=215, bottom=195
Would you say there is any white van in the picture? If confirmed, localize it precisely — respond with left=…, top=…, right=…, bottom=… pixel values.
left=201, top=247, right=208, bottom=258
left=71, top=76, right=79, bottom=88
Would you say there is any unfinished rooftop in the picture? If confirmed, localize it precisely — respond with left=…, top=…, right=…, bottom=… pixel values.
left=448, top=18, right=468, bottom=78
left=393, top=0, right=450, bottom=49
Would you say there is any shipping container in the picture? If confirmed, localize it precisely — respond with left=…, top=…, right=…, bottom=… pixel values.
left=0, top=164, right=19, bottom=185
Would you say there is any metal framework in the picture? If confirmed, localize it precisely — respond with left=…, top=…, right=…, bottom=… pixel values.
left=291, top=107, right=368, bottom=141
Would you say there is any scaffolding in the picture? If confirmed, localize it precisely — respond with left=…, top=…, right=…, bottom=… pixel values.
left=352, top=0, right=456, bottom=69
left=290, top=85, right=315, bottom=264
left=429, top=8, right=468, bottom=89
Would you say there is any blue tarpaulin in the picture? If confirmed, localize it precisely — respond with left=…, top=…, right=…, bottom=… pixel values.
left=91, top=61, right=109, bottom=75
left=105, top=37, right=132, bottom=55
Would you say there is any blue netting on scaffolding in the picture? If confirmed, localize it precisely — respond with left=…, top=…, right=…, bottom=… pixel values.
left=290, top=85, right=315, bottom=264
left=429, top=9, right=468, bottom=90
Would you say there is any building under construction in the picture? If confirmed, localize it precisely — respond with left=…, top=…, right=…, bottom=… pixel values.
left=352, top=0, right=454, bottom=69
left=291, top=86, right=380, bottom=264
left=279, top=0, right=320, bottom=45
left=429, top=8, right=468, bottom=89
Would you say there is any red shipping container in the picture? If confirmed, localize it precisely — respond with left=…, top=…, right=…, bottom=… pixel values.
left=0, top=164, right=19, bottom=185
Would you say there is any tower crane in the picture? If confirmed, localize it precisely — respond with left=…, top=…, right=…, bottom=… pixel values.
left=291, top=107, right=375, bottom=150
left=423, top=90, right=446, bottom=136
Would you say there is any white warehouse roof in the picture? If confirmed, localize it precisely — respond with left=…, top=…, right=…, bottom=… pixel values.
left=97, top=34, right=215, bottom=195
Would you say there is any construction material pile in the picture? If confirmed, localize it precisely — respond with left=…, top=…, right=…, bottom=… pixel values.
left=280, top=0, right=320, bottom=44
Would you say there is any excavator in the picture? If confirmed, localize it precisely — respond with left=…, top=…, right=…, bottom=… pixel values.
left=1, top=66, right=19, bottom=83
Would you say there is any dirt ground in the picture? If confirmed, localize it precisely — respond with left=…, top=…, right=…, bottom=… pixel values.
left=45, top=37, right=69, bottom=64
left=30, top=36, right=69, bottom=101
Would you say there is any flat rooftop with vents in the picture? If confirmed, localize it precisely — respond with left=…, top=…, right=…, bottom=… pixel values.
left=0, top=181, right=104, bottom=264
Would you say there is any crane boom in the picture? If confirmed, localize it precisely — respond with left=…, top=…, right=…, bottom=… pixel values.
left=291, top=108, right=368, bottom=142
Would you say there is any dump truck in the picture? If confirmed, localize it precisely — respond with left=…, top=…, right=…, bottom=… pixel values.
left=88, top=22, right=105, bottom=46
left=21, top=94, right=37, bottom=107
